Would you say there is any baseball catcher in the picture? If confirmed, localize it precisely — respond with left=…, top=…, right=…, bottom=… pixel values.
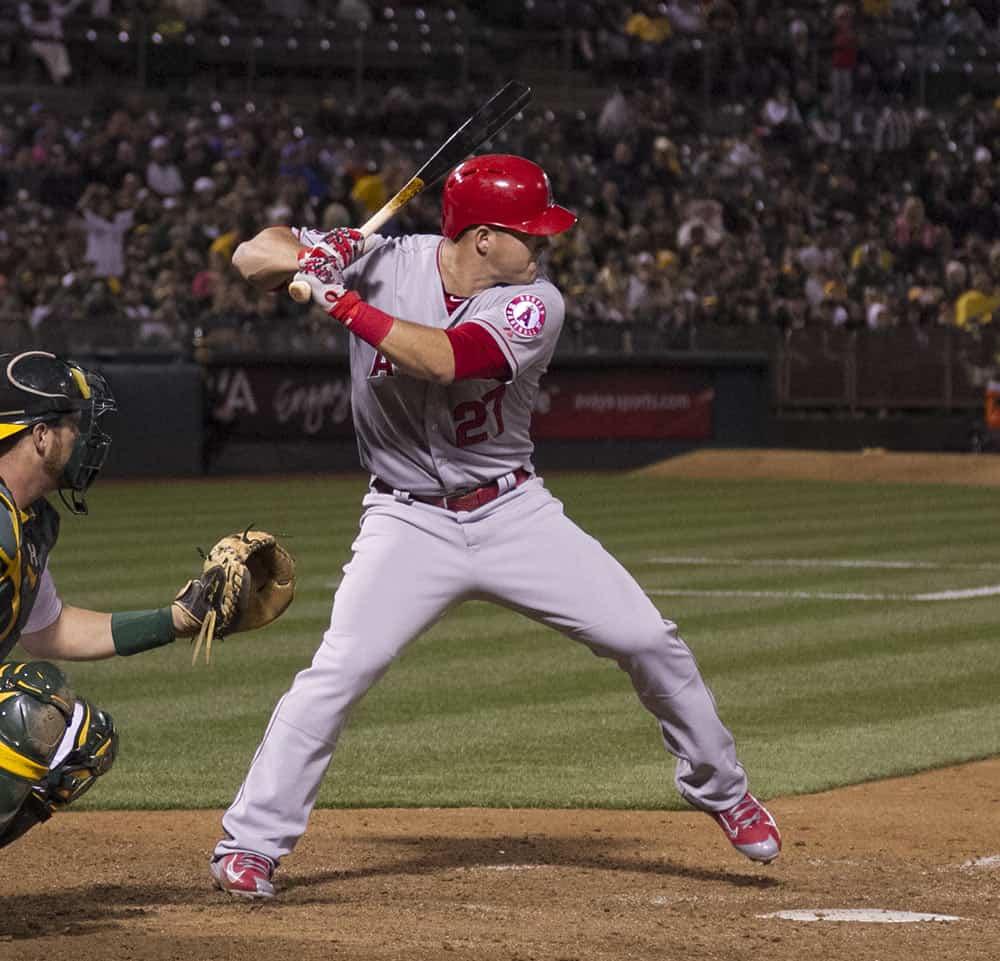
left=0, top=350, right=294, bottom=850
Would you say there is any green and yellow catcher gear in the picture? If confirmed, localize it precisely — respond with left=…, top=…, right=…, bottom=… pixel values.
left=0, top=661, right=117, bottom=848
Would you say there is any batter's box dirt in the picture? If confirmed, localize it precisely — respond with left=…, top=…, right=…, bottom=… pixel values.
left=2, top=760, right=998, bottom=961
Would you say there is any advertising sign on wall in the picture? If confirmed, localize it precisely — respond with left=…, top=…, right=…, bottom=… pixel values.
left=205, top=363, right=715, bottom=442
left=207, top=364, right=354, bottom=439
left=530, top=369, right=714, bottom=440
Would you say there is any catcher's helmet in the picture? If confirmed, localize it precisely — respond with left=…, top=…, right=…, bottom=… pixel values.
left=440, top=154, right=577, bottom=240
left=0, top=350, right=116, bottom=514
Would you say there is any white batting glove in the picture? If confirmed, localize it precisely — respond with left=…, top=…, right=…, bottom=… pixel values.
left=293, top=253, right=348, bottom=308
left=293, top=251, right=392, bottom=345
left=292, top=254, right=371, bottom=327
left=298, top=228, right=365, bottom=273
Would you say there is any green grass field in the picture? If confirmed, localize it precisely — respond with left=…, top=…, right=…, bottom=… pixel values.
left=16, top=472, right=1000, bottom=811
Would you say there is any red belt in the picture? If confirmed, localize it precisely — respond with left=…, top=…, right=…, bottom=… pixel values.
left=372, top=468, right=532, bottom=513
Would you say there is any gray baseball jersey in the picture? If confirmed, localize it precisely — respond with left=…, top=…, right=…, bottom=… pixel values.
left=298, top=230, right=559, bottom=494
left=215, top=230, right=749, bottom=868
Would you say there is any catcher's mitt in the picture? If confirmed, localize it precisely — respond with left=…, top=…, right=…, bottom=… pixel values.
left=172, top=529, right=295, bottom=664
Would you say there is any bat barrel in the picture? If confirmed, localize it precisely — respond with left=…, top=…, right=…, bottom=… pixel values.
left=286, top=81, right=531, bottom=305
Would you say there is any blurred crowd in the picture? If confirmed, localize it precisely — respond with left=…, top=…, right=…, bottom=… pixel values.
left=0, top=0, right=998, bottom=357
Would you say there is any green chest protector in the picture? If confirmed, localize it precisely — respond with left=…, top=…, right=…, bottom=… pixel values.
left=0, top=482, right=60, bottom=661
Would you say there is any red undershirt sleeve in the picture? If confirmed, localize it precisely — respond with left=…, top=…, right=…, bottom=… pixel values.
left=444, top=323, right=511, bottom=381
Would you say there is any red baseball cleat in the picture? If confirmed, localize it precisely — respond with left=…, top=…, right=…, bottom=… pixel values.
left=711, top=793, right=782, bottom=864
left=211, top=851, right=276, bottom=899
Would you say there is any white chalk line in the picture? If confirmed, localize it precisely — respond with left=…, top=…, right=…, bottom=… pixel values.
left=648, top=586, right=1000, bottom=602
left=651, top=588, right=902, bottom=601
left=646, top=584, right=1000, bottom=603
left=648, top=556, right=1000, bottom=571
left=917, top=585, right=1000, bottom=600
left=460, top=864, right=549, bottom=873
left=646, top=556, right=1000, bottom=602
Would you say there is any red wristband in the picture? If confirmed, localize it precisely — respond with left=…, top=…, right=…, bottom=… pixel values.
left=330, top=291, right=394, bottom=347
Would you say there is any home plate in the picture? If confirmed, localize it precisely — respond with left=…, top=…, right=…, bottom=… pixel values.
left=759, top=909, right=964, bottom=923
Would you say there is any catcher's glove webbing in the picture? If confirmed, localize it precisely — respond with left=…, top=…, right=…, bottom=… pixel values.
left=172, top=529, right=295, bottom=664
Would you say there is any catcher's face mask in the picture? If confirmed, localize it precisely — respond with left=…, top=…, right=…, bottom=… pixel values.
left=60, top=366, right=116, bottom=514
left=0, top=351, right=117, bottom=515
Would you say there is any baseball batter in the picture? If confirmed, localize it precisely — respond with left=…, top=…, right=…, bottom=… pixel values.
left=212, top=155, right=780, bottom=899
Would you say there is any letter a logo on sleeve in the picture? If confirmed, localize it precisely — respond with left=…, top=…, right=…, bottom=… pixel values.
left=504, top=294, right=546, bottom=338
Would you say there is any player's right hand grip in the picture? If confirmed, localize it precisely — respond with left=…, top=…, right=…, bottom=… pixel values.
left=288, top=279, right=311, bottom=303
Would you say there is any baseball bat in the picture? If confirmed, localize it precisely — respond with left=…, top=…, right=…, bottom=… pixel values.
left=289, top=80, right=532, bottom=303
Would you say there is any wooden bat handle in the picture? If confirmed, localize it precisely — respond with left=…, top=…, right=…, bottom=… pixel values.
left=288, top=279, right=311, bottom=303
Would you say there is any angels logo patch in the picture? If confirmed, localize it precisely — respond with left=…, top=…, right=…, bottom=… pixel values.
left=504, top=294, right=547, bottom=338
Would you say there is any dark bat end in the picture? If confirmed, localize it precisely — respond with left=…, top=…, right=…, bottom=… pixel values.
left=415, top=81, right=534, bottom=187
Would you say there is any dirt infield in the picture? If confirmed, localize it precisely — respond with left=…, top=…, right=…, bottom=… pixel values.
left=634, top=448, right=1000, bottom=486
left=3, top=760, right=999, bottom=961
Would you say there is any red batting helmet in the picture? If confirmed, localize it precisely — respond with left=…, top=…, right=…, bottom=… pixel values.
left=440, top=154, right=577, bottom=240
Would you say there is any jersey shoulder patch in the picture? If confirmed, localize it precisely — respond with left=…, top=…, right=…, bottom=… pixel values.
left=496, top=279, right=564, bottom=336
left=502, top=292, right=548, bottom=338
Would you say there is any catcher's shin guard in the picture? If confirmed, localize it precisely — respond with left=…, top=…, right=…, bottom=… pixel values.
left=42, top=700, right=118, bottom=809
left=0, top=661, right=76, bottom=846
left=0, top=662, right=118, bottom=847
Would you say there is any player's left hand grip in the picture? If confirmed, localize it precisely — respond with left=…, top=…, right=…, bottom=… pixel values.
left=288, top=280, right=311, bottom=303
